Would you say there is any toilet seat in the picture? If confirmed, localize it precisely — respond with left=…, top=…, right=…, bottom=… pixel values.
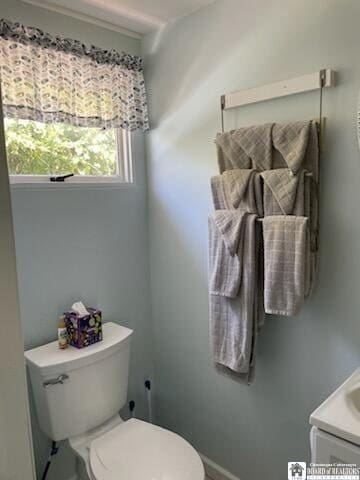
left=89, top=418, right=204, bottom=480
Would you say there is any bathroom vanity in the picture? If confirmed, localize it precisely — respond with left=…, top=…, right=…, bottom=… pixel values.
left=310, top=369, right=360, bottom=465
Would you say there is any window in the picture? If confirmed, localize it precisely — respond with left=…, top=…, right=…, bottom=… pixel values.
left=4, top=118, right=133, bottom=185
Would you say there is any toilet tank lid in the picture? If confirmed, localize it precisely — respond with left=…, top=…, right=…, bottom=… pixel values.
left=24, top=322, right=133, bottom=376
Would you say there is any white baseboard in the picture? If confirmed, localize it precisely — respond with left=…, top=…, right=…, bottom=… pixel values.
left=200, top=453, right=241, bottom=480
left=66, top=455, right=239, bottom=480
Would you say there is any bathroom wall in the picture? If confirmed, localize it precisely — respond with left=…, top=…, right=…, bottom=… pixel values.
left=1, top=1, right=153, bottom=479
left=143, top=1, right=360, bottom=478
left=0, top=79, right=36, bottom=480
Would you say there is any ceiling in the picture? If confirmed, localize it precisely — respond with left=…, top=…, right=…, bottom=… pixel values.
left=22, top=0, right=215, bottom=36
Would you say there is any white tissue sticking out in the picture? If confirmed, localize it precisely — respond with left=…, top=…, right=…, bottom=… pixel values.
left=71, top=301, right=89, bottom=317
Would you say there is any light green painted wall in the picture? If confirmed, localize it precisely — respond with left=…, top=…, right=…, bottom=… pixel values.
left=143, top=1, right=360, bottom=478
left=0, top=2, right=152, bottom=479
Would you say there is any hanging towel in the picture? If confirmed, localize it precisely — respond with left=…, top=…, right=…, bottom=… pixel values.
left=303, top=121, right=320, bottom=180
left=211, top=169, right=263, bottom=215
left=261, top=168, right=307, bottom=216
left=215, top=123, right=273, bottom=173
left=209, top=119, right=320, bottom=381
left=272, top=121, right=311, bottom=175
left=221, top=169, right=256, bottom=209
left=208, top=211, right=261, bottom=383
left=262, top=216, right=309, bottom=316
left=261, top=119, right=320, bottom=300
left=216, top=120, right=318, bottom=175
left=215, top=131, right=252, bottom=173
left=208, top=211, right=247, bottom=298
left=231, top=123, right=274, bottom=171
left=260, top=167, right=317, bottom=297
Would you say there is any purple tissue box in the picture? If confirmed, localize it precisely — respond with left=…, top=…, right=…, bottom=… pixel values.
left=64, top=307, right=102, bottom=349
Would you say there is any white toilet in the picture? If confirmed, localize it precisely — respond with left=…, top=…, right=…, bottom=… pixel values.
left=25, top=322, right=204, bottom=480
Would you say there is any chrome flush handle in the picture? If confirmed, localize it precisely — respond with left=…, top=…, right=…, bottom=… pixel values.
left=43, top=374, right=69, bottom=388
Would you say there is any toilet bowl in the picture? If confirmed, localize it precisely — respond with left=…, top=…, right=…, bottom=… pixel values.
left=25, top=322, right=204, bottom=479
left=68, top=413, right=204, bottom=480
left=75, top=417, right=204, bottom=480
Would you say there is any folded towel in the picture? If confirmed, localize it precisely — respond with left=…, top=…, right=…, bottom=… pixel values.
left=231, top=123, right=274, bottom=171
left=208, top=211, right=247, bottom=298
left=222, top=169, right=255, bottom=209
left=211, top=169, right=263, bottom=215
left=261, top=168, right=306, bottom=216
left=272, top=121, right=311, bottom=175
left=260, top=167, right=317, bottom=297
left=263, top=216, right=309, bottom=316
left=210, top=119, right=320, bottom=381
left=215, top=131, right=251, bottom=173
left=215, top=123, right=273, bottom=173
left=216, top=120, right=318, bottom=175
left=209, top=211, right=262, bottom=383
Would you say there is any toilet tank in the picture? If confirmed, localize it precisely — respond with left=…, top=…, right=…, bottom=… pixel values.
left=25, top=322, right=133, bottom=441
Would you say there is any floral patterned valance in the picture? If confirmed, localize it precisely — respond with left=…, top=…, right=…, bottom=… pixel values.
left=0, top=19, right=149, bottom=131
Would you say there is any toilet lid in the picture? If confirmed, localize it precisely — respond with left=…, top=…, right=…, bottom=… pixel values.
left=89, top=418, right=204, bottom=480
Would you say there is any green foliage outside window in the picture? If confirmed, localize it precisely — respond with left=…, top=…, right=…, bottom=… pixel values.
left=4, top=118, right=118, bottom=176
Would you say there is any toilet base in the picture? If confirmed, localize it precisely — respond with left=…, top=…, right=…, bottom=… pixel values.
left=76, top=457, right=90, bottom=480
left=69, top=414, right=124, bottom=480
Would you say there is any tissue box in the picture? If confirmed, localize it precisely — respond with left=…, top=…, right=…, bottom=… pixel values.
left=64, top=307, right=102, bottom=349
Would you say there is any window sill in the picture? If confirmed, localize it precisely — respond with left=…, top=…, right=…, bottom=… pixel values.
left=9, top=175, right=135, bottom=190
left=10, top=181, right=136, bottom=190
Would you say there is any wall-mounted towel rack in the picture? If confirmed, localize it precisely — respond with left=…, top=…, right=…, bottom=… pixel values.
left=219, top=70, right=336, bottom=230
left=220, top=69, right=335, bottom=134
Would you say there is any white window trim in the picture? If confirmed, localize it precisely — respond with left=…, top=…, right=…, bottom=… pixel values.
left=9, top=128, right=134, bottom=188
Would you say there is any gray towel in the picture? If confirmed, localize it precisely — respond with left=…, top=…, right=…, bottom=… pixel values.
left=216, top=120, right=318, bottom=175
left=208, top=211, right=247, bottom=298
left=209, top=211, right=261, bottom=383
left=261, top=168, right=307, bottom=216
left=272, top=121, right=311, bottom=175
left=215, top=131, right=251, bottom=173
left=215, top=123, right=273, bottom=173
left=260, top=167, right=317, bottom=297
left=210, top=119, right=320, bottom=381
left=263, top=216, right=309, bottom=316
left=211, top=169, right=263, bottom=216
left=231, top=123, right=274, bottom=171
left=261, top=120, right=319, bottom=300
